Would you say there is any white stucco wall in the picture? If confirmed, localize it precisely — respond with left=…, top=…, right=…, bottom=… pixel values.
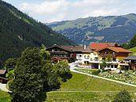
left=76, top=53, right=90, bottom=64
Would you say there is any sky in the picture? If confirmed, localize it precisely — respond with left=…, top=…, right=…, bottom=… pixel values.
left=3, top=0, right=136, bottom=23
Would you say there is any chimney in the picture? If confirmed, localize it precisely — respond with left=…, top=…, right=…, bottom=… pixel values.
left=83, top=45, right=87, bottom=49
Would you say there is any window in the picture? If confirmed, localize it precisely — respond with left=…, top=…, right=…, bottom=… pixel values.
left=55, top=49, right=58, bottom=51
left=84, top=61, right=89, bottom=65
left=102, top=58, right=105, bottom=61
left=107, top=65, right=110, bottom=68
left=87, top=55, right=90, bottom=59
left=113, top=58, right=116, bottom=61
left=115, top=65, right=118, bottom=68
left=94, top=57, right=98, bottom=61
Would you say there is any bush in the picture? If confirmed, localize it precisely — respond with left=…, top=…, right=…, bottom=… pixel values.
left=4, top=58, right=17, bottom=71
left=55, top=60, right=72, bottom=82
left=6, top=70, right=14, bottom=80
left=91, top=69, right=100, bottom=75
left=113, top=90, right=132, bottom=102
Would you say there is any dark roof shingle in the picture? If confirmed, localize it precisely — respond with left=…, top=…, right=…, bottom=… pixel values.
left=47, top=44, right=92, bottom=53
left=125, top=56, right=136, bottom=60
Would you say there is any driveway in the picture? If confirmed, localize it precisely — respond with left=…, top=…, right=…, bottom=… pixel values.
left=0, top=83, right=9, bottom=92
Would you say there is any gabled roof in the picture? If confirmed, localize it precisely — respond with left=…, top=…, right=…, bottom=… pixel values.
left=107, top=47, right=132, bottom=53
left=47, top=44, right=92, bottom=53
left=0, top=70, right=7, bottom=75
left=47, top=44, right=72, bottom=52
left=90, top=43, right=118, bottom=51
left=97, top=47, right=131, bottom=53
left=125, top=56, right=136, bottom=60
left=90, top=43, right=131, bottom=53
left=61, top=46, right=92, bottom=53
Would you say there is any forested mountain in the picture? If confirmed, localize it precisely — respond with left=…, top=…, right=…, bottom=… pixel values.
left=0, top=0, right=74, bottom=63
left=48, top=13, right=136, bottom=45
left=122, top=34, right=136, bottom=49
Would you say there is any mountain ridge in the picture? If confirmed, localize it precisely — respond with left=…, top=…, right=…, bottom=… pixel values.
left=48, top=13, right=136, bottom=45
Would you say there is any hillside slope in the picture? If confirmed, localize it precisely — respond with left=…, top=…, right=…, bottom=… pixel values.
left=47, top=72, right=136, bottom=101
left=48, top=13, right=136, bottom=45
left=0, top=0, right=74, bottom=63
left=1, top=72, right=136, bottom=102
left=130, top=47, right=136, bottom=55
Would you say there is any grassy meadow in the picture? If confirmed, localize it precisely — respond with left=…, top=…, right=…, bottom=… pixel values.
left=1, top=72, right=136, bottom=102
left=46, top=72, right=136, bottom=102
left=0, top=91, right=10, bottom=102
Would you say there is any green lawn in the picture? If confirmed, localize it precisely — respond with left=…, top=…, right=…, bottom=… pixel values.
left=76, top=68, right=136, bottom=85
left=1, top=72, right=136, bottom=102
left=47, top=72, right=136, bottom=102
left=47, top=91, right=136, bottom=102
left=59, top=72, right=136, bottom=91
left=0, top=91, right=10, bottom=102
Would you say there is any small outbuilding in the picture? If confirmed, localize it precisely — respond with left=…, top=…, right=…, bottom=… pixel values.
left=125, top=56, right=136, bottom=70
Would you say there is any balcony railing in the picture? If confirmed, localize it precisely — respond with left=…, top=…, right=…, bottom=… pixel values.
left=89, top=60, right=119, bottom=64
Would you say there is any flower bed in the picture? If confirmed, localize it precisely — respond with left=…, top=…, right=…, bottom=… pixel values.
left=99, top=71, right=136, bottom=85
left=76, top=68, right=136, bottom=85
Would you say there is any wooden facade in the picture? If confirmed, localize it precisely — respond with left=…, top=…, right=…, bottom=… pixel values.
left=98, top=48, right=131, bottom=61
left=47, top=45, right=76, bottom=62
left=0, top=70, right=8, bottom=83
left=47, top=44, right=92, bottom=63
left=98, top=49, right=116, bottom=60
left=125, top=56, right=136, bottom=70
left=0, top=77, right=8, bottom=84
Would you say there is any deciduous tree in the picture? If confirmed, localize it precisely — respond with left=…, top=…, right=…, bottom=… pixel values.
left=55, top=60, right=72, bottom=82
left=10, top=48, right=46, bottom=102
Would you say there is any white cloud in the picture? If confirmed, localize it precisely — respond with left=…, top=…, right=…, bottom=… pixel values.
left=17, top=0, right=136, bottom=23
left=20, top=0, right=68, bottom=15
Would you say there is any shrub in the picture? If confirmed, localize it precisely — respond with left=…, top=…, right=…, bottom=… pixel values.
left=55, top=60, right=72, bottom=82
left=113, top=90, right=132, bottom=102
left=6, top=70, right=14, bottom=80
left=4, top=58, right=17, bottom=71
left=91, top=69, right=100, bottom=75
